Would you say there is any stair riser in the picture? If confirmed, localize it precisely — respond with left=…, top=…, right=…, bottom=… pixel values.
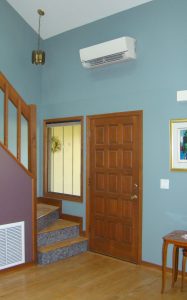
left=37, top=210, right=59, bottom=231
left=38, top=240, right=88, bottom=265
left=38, top=225, right=79, bottom=247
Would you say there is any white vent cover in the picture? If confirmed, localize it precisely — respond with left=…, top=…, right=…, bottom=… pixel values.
left=0, top=221, right=25, bottom=270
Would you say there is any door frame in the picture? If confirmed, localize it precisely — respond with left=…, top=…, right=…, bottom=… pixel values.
left=86, top=110, right=143, bottom=263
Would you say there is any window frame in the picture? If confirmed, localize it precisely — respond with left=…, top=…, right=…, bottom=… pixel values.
left=43, top=116, right=83, bottom=202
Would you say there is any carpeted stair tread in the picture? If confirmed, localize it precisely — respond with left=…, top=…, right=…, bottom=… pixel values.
left=38, top=219, right=79, bottom=234
left=37, top=203, right=59, bottom=219
left=38, top=236, right=88, bottom=253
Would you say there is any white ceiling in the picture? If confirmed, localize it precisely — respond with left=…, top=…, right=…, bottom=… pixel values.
left=7, top=0, right=153, bottom=40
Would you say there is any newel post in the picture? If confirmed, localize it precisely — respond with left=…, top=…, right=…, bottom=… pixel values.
left=29, top=104, right=37, bottom=262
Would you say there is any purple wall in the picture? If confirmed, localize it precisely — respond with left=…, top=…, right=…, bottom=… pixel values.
left=0, top=145, right=33, bottom=263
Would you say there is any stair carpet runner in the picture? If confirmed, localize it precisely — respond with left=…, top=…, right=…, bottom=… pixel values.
left=37, top=204, right=88, bottom=264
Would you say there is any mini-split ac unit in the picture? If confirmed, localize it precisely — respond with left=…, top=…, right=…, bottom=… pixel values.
left=79, top=36, right=136, bottom=68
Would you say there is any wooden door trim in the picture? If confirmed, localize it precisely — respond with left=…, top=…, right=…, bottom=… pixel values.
left=43, top=116, right=84, bottom=202
left=86, top=110, right=143, bottom=264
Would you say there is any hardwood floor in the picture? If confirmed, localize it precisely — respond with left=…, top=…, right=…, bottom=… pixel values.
left=0, top=252, right=186, bottom=299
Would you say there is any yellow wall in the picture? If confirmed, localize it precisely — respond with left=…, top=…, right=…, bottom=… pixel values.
left=48, top=124, right=81, bottom=196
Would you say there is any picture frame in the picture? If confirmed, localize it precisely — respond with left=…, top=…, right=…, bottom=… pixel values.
left=170, top=119, right=187, bottom=171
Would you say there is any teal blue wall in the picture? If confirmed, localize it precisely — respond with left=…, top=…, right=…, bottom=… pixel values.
left=40, top=0, right=187, bottom=266
left=0, top=0, right=42, bottom=263
left=0, top=1, right=42, bottom=188
left=0, top=1, right=41, bottom=104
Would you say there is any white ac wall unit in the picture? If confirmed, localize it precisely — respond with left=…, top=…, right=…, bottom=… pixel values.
left=79, top=36, right=136, bottom=68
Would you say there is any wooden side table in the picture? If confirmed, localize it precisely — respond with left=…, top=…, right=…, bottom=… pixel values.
left=161, top=230, right=187, bottom=293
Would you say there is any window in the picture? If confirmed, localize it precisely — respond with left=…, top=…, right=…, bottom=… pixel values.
left=44, top=117, right=83, bottom=202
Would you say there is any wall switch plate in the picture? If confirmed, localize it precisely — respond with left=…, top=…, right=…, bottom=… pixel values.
left=177, top=90, right=187, bottom=102
left=160, top=179, right=169, bottom=189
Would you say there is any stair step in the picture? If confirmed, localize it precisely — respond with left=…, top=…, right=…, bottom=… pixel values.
left=37, top=204, right=60, bottom=231
left=38, top=219, right=79, bottom=233
left=38, top=236, right=88, bottom=265
left=39, top=236, right=87, bottom=253
left=37, top=203, right=59, bottom=219
left=37, top=219, right=80, bottom=247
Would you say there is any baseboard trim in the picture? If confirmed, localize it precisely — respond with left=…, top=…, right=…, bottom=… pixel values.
left=141, top=260, right=187, bottom=276
left=141, top=260, right=162, bottom=271
left=61, top=213, right=83, bottom=235
left=0, top=262, right=35, bottom=274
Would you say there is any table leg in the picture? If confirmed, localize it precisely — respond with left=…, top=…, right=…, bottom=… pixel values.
left=181, top=253, right=187, bottom=292
left=174, top=246, right=179, bottom=282
left=171, top=245, right=179, bottom=287
left=161, top=240, right=168, bottom=293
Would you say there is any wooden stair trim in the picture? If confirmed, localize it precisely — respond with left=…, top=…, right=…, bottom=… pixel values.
left=37, top=203, right=60, bottom=219
left=38, top=236, right=88, bottom=253
left=0, top=72, right=37, bottom=265
left=0, top=142, right=33, bottom=178
left=38, top=219, right=79, bottom=234
left=37, top=197, right=62, bottom=207
left=37, top=197, right=62, bottom=214
left=0, top=72, right=31, bottom=115
left=61, top=213, right=83, bottom=235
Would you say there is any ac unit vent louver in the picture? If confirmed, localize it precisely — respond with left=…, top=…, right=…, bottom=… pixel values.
left=0, top=221, right=25, bottom=270
left=86, top=52, right=126, bottom=68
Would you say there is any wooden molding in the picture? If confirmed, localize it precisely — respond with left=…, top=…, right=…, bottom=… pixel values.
left=86, top=110, right=143, bottom=120
left=44, top=192, right=83, bottom=203
left=0, top=72, right=37, bottom=265
left=17, top=99, right=21, bottom=162
left=141, top=260, right=187, bottom=276
left=86, top=116, right=91, bottom=238
left=141, top=260, right=162, bottom=271
left=29, top=105, right=37, bottom=179
left=29, top=105, right=37, bottom=263
left=43, top=116, right=84, bottom=203
left=4, top=82, right=8, bottom=147
left=32, top=179, right=37, bottom=263
left=61, top=213, right=83, bottom=235
left=81, top=230, right=86, bottom=237
left=0, top=142, right=33, bottom=178
left=44, top=116, right=84, bottom=124
left=0, top=262, right=35, bottom=274
left=37, top=197, right=62, bottom=213
left=0, top=72, right=30, bottom=119
left=137, top=111, right=143, bottom=264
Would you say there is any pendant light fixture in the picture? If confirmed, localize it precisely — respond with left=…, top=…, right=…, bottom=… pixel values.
left=32, top=9, right=45, bottom=65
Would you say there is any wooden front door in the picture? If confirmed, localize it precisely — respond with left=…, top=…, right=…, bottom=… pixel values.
left=87, top=111, right=142, bottom=263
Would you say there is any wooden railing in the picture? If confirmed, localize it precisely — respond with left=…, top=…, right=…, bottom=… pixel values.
left=0, top=72, right=36, bottom=179
left=0, top=72, right=37, bottom=262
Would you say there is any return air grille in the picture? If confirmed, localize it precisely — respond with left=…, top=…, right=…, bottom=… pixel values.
left=0, top=221, right=25, bottom=270
left=85, top=51, right=126, bottom=68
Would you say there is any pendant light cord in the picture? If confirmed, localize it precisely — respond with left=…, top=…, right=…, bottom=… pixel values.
left=38, top=14, right=41, bottom=51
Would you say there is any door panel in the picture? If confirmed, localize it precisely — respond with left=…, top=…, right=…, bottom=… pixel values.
left=89, top=112, right=142, bottom=263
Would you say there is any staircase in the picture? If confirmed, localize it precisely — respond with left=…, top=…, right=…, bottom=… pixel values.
left=0, top=73, right=37, bottom=266
left=37, top=203, right=88, bottom=265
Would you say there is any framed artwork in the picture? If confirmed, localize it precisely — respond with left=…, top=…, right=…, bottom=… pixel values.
left=170, top=119, right=187, bottom=171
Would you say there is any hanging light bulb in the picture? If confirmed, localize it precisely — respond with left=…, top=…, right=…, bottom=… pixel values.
left=32, top=9, right=45, bottom=65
